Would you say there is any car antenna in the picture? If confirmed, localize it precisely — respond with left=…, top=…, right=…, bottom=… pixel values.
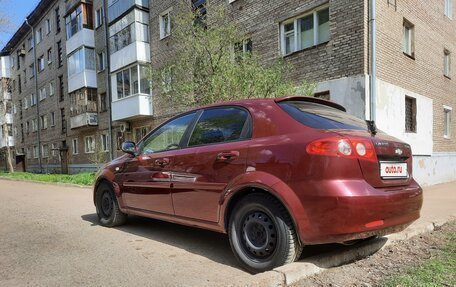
left=366, top=120, right=378, bottom=136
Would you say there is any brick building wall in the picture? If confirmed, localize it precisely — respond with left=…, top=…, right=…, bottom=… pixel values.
left=375, top=0, right=456, bottom=153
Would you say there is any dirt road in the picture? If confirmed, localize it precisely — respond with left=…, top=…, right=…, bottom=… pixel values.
left=0, top=180, right=251, bottom=287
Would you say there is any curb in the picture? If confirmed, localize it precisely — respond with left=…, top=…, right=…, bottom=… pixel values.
left=246, top=216, right=456, bottom=287
left=0, top=176, right=92, bottom=189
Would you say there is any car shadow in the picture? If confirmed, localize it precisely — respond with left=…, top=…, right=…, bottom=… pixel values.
left=81, top=213, right=387, bottom=272
left=81, top=213, right=241, bottom=269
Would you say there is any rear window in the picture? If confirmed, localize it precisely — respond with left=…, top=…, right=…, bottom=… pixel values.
left=279, top=101, right=367, bottom=130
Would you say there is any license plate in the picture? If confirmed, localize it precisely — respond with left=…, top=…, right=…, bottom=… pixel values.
left=380, top=162, right=408, bottom=179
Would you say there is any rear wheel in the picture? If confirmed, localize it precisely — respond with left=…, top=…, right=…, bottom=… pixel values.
left=95, top=182, right=127, bottom=227
left=228, top=193, right=302, bottom=273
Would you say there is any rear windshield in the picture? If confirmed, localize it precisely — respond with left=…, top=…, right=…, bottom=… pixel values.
left=279, top=101, right=368, bottom=130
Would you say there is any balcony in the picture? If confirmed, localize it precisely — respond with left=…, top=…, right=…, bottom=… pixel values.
left=68, top=70, right=97, bottom=93
left=0, top=56, right=11, bottom=78
left=110, top=41, right=150, bottom=72
left=66, top=28, right=95, bottom=55
left=0, top=136, right=14, bottom=148
left=2, top=92, right=12, bottom=100
left=108, top=0, right=148, bottom=23
left=70, top=112, right=98, bottom=129
left=112, top=94, right=152, bottom=121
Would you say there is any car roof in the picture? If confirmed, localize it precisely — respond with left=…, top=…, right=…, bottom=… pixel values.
left=196, top=96, right=347, bottom=112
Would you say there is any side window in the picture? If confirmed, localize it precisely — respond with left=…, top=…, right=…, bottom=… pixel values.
left=189, top=107, right=250, bottom=146
left=141, top=113, right=195, bottom=154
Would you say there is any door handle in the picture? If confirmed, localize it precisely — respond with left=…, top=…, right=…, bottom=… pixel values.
left=154, top=158, right=170, bottom=167
left=216, top=151, right=240, bottom=162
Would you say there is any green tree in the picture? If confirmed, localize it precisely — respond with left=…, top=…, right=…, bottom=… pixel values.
left=151, top=1, right=316, bottom=113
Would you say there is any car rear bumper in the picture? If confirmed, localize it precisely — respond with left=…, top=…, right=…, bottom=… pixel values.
left=294, top=179, right=423, bottom=244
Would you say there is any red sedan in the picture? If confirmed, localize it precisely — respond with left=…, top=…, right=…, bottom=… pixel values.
left=93, top=96, right=423, bottom=273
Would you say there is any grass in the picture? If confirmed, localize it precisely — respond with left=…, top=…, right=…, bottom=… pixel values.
left=379, top=229, right=456, bottom=287
left=0, top=172, right=96, bottom=186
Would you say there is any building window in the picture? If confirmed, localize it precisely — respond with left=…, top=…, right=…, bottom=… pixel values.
left=405, top=96, right=417, bottom=133
left=33, top=146, right=39, bottom=158
left=38, top=56, right=45, bottom=72
left=445, top=0, right=453, bottom=19
left=42, top=144, right=49, bottom=158
left=28, top=36, right=34, bottom=50
left=58, top=75, right=64, bottom=101
left=55, top=7, right=61, bottom=33
left=72, top=138, right=79, bottom=155
left=30, top=63, right=35, bottom=78
left=134, top=126, right=149, bottom=143
left=51, top=111, right=56, bottom=126
left=160, top=10, right=171, bottom=39
left=444, top=106, right=452, bottom=138
left=280, top=6, right=329, bottom=55
left=49, top=82, right=55, bottom=96
left=444, top=50, right=451, bottom=78
left=95, top=7, right=103, bottom=28
left=84, top=136, right=95, bottom=153
left=40, top=115, right=48, bottom=129
left=109, top=10, right=149, bottom=54
left=31, top=118, right=38, bottom=132
left=101, top=134, right=109, bottom=152
left=57, top=41, right=63, bottom=67
left=51, top=143, right=57, bottom=157
left=99, top=93, right=107, bottom=112
left=45, top=19, right=51, bottom=35
left=65, top=5, right=87, bottom=39
left=36, top=28, right=42, bottom=44
left=61, top=108, right=67, bottom=134
left=403, top=19, right=415, bottom=58
left=39, top=87, right=47, bottom=101
left=314, top=91, right=330, bottom=100
left=115, top=65, right=151, bottom=100
left=97, top=52, right=106, bottom=71
left=31, top=93, right=37, bottom=106
left=47, top=48, right=52, bottom=64
left=67, top=47, right=96, bottom=76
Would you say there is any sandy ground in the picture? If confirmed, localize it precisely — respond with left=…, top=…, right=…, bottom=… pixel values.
left=0, top=180, right=252, bottom=287
left=293, top=221, right=455, bottom=287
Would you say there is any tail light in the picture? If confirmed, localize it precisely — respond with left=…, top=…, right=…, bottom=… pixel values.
left=306, top=136, right=377, bottom=162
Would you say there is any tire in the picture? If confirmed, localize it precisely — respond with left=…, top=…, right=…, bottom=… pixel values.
left=95, top=182, right=127, bottom=227
left=228, top=193, right=303, bottom=273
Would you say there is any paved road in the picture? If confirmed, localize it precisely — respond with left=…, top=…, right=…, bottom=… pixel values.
left=0, top=180, right=252, bottom=287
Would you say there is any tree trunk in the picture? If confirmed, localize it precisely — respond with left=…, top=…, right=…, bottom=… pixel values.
left=5, top=144, right=14, bottom=173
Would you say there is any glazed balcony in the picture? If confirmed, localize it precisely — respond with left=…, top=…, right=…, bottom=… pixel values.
left=112, top=94, right=152, bottom=121
left=70, top=102, right=98, bottom=129
left=108, top=0, right=148, bottom=23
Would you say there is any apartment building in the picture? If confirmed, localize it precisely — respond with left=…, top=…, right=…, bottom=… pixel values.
left=0, top=55, right=15, bottom=171
left=0, top=0, right=454, bottom=185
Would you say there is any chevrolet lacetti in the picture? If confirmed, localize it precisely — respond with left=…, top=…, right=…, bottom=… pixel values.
left=93, top=96, right=423, bottom=273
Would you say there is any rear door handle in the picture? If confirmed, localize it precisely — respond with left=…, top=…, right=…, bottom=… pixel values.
left=216, top=151, right=240, bottom=162
left=154, top=158, right=170, bottom=167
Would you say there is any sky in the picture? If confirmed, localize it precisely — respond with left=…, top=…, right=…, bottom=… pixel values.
left=0, top=0, right=41, bottom=49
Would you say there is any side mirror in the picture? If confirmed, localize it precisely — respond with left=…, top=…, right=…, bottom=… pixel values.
left=121, top=141, right=137, bottom=155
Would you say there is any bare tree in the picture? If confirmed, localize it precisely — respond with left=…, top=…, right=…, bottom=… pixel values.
left=87, top=133, right=109, bottom=171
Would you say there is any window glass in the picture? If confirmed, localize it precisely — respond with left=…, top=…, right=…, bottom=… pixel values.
left=139, top=65, right=150, bottom=94
left=123, top=69, right=130, bottom=97
left=131, top=66, right=139, bottom=94
left=117, top=72, right=123, bottom=99
left=141, top=113, right=196, bottom=154
left=284, top=22, right=295, bottom=54
left=317, top=8, right=330, bottom=44
left=300, top=15, right=314, bottom=49
left=279, top=101, right=367, bottom=130
left=189, top=108, right=249, bottom=146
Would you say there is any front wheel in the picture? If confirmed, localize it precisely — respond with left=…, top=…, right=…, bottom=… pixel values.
left=228, top=193, right=303, bottom=273
left=95, top=182, right=127, bottom=227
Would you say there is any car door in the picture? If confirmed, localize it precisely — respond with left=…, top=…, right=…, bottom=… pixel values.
left=171, top=107, right=252, bottom=222
left=121, top=112, right=197, bottom=215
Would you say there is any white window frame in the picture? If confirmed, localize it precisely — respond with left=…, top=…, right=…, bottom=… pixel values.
left=49, top=82, right=55, bottom=96
left=84, top=136, right=95, bottom=153
left=38, top=56, right=45, bottom=72
left=444, top=106, right=452, bottom=138
left=51, top=143, right=57, bottom=157
left=33, top=146, right=39, bottom=158
left=45, top=19, right=52, bottom=35
left=101, top=134, right=109, bottom=152
left=445, top=0, right=453, bottom=19
left=95, top=7, right=104, bottom=28
left=42, top=144, right=49, bottom=158
left=444, top=50, right=451, bottom=78
left=97, top=52, right=106, bottom=72
left=159, top=9, right=172, bottom=40
left=50, top=111, right=56, bottom=127
left=403, top=20, right=415, bottom=57
left=280, top=5, right=330, bottom=56
left=72, top=138, right=79, bottom=155
left=40, top=115, right=48, bottom=129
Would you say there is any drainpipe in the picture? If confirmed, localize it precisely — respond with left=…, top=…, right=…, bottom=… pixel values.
left=25, top=18, right=43, bottom=173
left=102, top=0, right=113, bottom=161
left=369, top=0, right=377, bottom=122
